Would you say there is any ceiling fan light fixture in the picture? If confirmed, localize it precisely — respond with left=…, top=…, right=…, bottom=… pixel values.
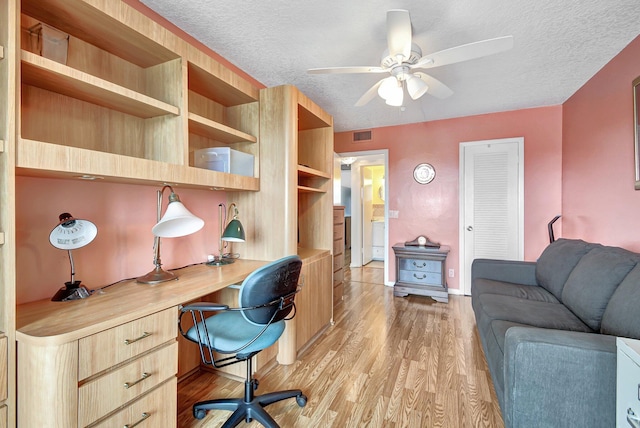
left=407, top=74, right=429, bottom=100
left=385, top=86, right=404, bottom=106
left=377, top=76, right=398, bottom=100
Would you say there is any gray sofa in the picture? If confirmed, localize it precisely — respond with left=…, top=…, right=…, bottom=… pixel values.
left=472, top=238, right=640, bottom=428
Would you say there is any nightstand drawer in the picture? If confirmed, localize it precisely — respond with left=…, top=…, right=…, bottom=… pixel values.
left=90, top=377, right=176, bottom=428
left=398, top=269, right=441, bottom=286
left=399, top=258, right=441, bottom=273
left=79, top=307, right=177, bottom=379
left=78, top=341, right=177, bottom=427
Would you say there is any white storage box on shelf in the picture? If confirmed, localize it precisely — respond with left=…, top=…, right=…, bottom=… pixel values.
left=194, top=148, right=254, bottom=177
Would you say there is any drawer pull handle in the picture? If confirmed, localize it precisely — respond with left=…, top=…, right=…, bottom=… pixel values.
left=124, top=372, right=150, bottom=389
left=124, top=412, right=150, bottom=428
left=628, top=408, right=640, bottom=428
left=124, top=332, right=151, bottom=345
left=412, top=261, right=426, bottom=268
left=413, top=273, right=427, bottom=280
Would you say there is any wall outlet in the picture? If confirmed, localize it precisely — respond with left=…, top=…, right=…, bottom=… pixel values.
left=448, top=268, right=455, bottom=278
left=389, top=210, right=399, bottom=218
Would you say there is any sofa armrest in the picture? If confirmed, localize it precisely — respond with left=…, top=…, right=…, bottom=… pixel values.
left=503, top=327, right=616, bottom=428
left=471, top=259, right=538, bottom=286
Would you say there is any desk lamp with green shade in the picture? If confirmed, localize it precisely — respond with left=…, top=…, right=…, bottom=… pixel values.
left=207, top=202, right=245, bottom=266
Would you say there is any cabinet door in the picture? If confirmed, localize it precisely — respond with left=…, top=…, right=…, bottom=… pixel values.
left=295, top=254, right=332, bottom=351
left=0, top=336, right=6, bottom=402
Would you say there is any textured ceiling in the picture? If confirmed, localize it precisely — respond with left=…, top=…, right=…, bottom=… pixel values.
left=141, top=0, right=640, bottom=132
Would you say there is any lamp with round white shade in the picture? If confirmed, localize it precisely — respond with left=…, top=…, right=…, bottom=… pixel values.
left=137, top=185, right=204, bottom=284
left=49, top=212, right=97, bottom=301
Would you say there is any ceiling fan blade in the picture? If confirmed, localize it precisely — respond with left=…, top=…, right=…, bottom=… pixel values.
left=414, top=72, right=453, bottom=99
left=355, top=79, right=385, bottom=107
left=308, top=66, right=387, bottom=74
left=412, top=35, right=514, bottom=69
left=387, top=9, right=412, bottom=62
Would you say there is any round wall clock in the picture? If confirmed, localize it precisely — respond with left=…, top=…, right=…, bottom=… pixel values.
left=413, top=163, right=436, bottom=184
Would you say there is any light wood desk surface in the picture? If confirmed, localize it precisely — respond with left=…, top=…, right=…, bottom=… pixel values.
left=16, top=259, right=267, bottom=346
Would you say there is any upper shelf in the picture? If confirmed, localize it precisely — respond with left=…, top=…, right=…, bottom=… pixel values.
left=21, top=51, right=179, bottom=118
left=188, top=113, right=257, bottom=144
left=22, top=0, right=178, bottom=68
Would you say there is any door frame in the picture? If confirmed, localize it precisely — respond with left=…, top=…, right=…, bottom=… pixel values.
left=339, top=149, right=392, bottom=286
left=458, top=137, right=525, bottom=295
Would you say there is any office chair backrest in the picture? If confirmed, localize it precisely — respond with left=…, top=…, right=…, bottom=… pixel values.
left=238, top=255, right=302, bottom=326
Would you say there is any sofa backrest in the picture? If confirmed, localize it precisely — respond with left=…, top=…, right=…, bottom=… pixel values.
left=561, top=245, right=638, bottom=331
left=601, top=263, right=640, bottom=338
left=535, top=239, right=598, bottom=300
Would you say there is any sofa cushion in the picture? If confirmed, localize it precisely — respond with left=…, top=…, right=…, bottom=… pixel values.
left=476, top=294, right=593, bottom=335
left=601, top=264, right=640, bottom=338
left=473, top=278, right=559, bottom=303
left=562, top=246, right=638, bottom=331
left=535, top=239, right=597, bottom=300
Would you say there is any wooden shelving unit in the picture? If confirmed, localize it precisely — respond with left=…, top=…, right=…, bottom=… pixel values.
left=2, top=0, right=266, bottom=425
left=234, top=85, right=334, bottom=363
left=16, top=0, right=260, bottom=189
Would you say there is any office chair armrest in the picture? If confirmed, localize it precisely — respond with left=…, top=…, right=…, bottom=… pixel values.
left=180, top=302, right=229, bottom=312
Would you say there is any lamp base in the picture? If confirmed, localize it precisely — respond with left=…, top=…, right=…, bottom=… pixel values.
left=136, top=266, right=178, bottom=284
left=206, top=256, right=235, bottom=266
left=51, top=281, right=91, bottom=301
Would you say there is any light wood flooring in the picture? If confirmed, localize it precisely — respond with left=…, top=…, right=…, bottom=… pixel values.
left=177, top=264, right=504, bottom=427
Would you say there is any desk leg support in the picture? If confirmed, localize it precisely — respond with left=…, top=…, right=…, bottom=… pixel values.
left=277, top=318, right=297, bottom=365
left=18, top=341, right=78, bottom=427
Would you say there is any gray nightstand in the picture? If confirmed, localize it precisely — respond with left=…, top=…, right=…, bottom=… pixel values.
left=392, top=244, right=450, bottom=302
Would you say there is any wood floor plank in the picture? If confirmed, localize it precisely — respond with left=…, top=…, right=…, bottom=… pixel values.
left=176, top=264, right=504, bottom=427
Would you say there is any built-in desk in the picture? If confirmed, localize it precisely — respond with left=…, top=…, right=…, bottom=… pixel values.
left=16, top=260, right=267, bottom=428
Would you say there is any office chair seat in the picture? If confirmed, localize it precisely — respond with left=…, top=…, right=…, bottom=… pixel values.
left=184, top=310, right=285, bottom=357
left=180, top=255, right=307, bottom=428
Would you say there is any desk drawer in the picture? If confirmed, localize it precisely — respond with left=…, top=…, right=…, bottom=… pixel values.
left=399, top=258, right=441, bottom=274
left=79, top=307, right=177, bottom=379
left=333, top=237, right=343, bottom=256
left=333, top=253, right=344, bottom=272
left=79, top=341, right=177, bottom=427
left=89, top=377, right=176, bottom=428
left=398, top=269, right=441, bottom=286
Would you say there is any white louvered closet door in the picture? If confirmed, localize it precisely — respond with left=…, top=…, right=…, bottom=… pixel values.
left=460, top=138, right=524, bottom=295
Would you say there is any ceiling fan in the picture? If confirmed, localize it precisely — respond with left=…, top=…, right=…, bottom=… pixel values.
left=308, top=10, right=514, bottom=107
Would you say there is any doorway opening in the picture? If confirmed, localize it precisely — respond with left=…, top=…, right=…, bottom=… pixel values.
left=338, top=149, right=391, bottom=286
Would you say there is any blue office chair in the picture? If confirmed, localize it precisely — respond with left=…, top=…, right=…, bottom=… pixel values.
left=179, top=255, right=307, bottom=427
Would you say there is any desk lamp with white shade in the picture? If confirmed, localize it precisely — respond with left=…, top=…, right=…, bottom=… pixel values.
left=49, top=212, right=98, bottom=301
left=137, top=185, right=204, bottom=284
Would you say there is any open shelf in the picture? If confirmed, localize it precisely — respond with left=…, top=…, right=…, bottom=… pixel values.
left=16, top=139, right=259, bottom=191
left=298, top=185, right=326, bottom=193
left=188, top=113, right=257, bottom=144
left=298, top=164, right=331, bottom=179
left=21, top=51, right=179, bottom=118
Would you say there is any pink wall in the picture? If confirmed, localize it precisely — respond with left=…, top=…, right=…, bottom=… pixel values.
left=16, top=177, right=227, bottom=303
left=562, top=35, right=640, bottom=250
left=335, top=106, right=563, bottom=291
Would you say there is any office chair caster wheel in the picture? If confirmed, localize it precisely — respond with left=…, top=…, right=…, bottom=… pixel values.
left=296, top=394, right=307, bottom=407
left=193, top=408, right=207, bottom=420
